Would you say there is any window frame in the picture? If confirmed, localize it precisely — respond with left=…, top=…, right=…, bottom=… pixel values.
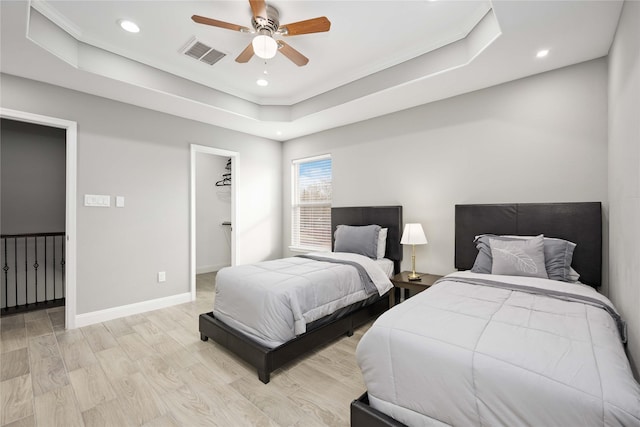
left=290, top=154, right=332, bottom=252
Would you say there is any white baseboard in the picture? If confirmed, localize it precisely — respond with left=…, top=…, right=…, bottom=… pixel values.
left=74, top=292, right=192, bottom=328
left=196, top=263, right=229, bottom=275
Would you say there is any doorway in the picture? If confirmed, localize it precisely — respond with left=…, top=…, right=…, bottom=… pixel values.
left=190, top=144, right=239, bottom=300
left=0, top=108, right=77, bottom=329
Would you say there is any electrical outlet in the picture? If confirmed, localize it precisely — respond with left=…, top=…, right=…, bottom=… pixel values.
left=158, top=271, right=166, bottom=283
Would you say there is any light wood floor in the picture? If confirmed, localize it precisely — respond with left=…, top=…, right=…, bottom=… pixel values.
left=0, top=273, right=373, bottom=426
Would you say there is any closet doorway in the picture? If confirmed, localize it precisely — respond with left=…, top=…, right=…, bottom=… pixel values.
left=189, top=145, right=238, bottom=301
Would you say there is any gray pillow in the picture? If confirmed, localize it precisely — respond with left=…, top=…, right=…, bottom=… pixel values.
left=471, top=234, right=576, bottom=282
left=489, top=236, right=548, bottom=278
left=540, top=237, right=577, bottom=282
left=334, top=224, right=381, bottom=259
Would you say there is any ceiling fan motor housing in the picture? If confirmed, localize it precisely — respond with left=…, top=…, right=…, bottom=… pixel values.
left=252, top=5, right=280, bottom=35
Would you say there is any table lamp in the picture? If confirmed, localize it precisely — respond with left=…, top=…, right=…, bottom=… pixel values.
left=400, top=223, right=428, bottom=281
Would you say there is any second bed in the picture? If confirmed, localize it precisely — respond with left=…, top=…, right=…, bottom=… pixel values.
left=200, top=205, right=403, bottom=383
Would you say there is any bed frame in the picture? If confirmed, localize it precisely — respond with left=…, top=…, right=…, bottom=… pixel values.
left=199, top=205, right=403, bottom=384
left=351, top=201, right=603, bottom=426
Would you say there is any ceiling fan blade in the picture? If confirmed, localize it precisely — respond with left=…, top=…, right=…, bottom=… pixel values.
left=191, top=15, right=249, bottom=32
left=280, top=17, right=331, bottom=36
left=249, top=0, right=267, bottom=20
left=277, top=40, right=309, bottom=66
left=236, top=43, right=254, bottom=63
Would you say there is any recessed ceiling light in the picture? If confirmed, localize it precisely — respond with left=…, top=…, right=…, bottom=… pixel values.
left=276, top=130, right=282, bottom=136
left=256, top=79, right=269, bottom=87
left=118, top=19, right=140, bottom=33
left=536, top=49, right=549, bottom=58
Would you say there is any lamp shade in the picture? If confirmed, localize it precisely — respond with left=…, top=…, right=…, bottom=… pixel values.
left=252, top=34, right=278, bottom=59
left=400, top=223, right=428, bottom=245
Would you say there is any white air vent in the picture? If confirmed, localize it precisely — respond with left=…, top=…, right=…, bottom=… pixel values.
left=181, top=37, right=225, bottom=66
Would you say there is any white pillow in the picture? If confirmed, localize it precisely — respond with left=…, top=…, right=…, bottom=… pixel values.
left=568, top=267, right=580, bottom=282
left=377, top=228, right=388, bottom=259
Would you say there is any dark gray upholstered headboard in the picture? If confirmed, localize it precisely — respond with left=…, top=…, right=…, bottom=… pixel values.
left=455, top=202, right=602, bottom=287
left=331, top=206, right=403, bottom=274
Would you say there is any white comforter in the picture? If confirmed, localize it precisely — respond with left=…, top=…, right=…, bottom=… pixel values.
left=356, top=271, right=640, bottom=426
left=213, top=252, right=392, bottom=348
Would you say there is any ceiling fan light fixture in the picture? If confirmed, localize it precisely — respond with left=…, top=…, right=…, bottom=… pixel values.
left=252, top=35, right=278, bottom=59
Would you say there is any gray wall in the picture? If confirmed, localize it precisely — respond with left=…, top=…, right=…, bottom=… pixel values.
left=283, top=59, right=609, bottom=289
left=1, top=118, right=66, bottom=234
left=608, top=0, right=640, bottom=378
left=0, top=73, right=282, bottom=314
left=1, top=119, right=66, bottom=308
left=196, top=153, right=231, bottom=273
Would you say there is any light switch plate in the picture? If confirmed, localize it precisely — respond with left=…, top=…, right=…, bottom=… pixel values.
left=158, top=272, right=166, bottom=283
left=116, top=196, right=125, bottom=208
left=84, top=194, right=111, bottom=207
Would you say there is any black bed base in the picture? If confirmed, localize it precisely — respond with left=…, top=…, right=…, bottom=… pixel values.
left=351, top=392, right=407, bottom=427
left=199, top=295, right=389, bottom=384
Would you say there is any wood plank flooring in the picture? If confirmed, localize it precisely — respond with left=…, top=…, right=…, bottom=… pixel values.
left=0, top=273, right=372, bottom=426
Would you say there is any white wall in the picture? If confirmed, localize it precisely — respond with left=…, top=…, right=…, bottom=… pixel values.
left=608, top=0, right=640, bottom=378
left=196, top=153, right=231, bottom=273
left=283, top=59, right=608, bottom=287
left=0, top=73, right=282, bottom=315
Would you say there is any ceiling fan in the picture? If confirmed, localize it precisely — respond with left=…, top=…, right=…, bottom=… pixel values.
left=191, top=0, right=331, bottom=66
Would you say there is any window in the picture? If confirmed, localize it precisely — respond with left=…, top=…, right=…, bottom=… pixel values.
left=291, top=155, right=332, bottom=251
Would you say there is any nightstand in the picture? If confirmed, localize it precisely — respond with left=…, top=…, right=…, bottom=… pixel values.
left=389, top=271, right=443, bottom=307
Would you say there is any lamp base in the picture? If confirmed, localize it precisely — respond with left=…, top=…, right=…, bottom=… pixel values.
left=407, top=273, right=422, bottom=281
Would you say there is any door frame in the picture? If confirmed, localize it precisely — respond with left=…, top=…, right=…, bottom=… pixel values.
left=190, top=144, right=239, bottom=300
left=0, top=108, right=78, bottom=328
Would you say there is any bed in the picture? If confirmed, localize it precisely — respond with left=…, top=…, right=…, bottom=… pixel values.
left=199, top=205, right=403, bottom=384
left=352, top=202, right=640, bottom=426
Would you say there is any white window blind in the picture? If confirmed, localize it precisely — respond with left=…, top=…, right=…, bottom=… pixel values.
left=291, top=155, right=332, bottom=250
